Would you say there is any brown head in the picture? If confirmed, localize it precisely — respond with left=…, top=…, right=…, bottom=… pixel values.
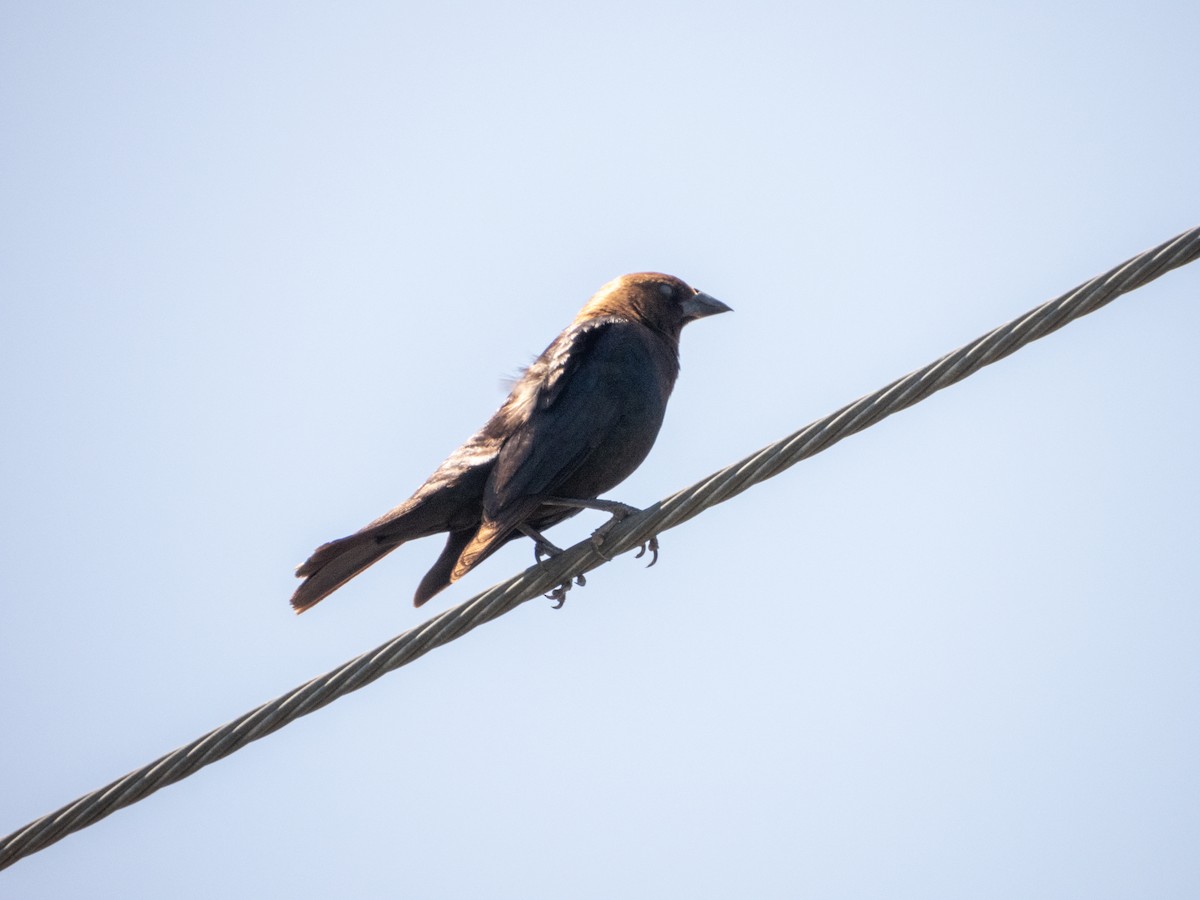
left=576, top=272, right=732, bottom=340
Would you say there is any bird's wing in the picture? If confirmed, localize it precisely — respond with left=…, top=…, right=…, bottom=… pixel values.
left=450, top=318, right=634, bottom=578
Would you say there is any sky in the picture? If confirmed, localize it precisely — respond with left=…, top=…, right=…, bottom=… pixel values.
left=2, top=1, right=1198, bottom=896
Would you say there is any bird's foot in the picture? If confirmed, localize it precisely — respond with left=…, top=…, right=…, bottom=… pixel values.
left=588, top=505, right=660, bottom=567
left=531, top=536, right=564, bottom=565
left=517, top=522, right=585, bottom=607
left=545, top=573, right=586, bottom=609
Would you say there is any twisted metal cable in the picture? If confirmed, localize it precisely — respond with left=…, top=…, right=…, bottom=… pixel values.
left=3, top=225, right=1198, bottom=870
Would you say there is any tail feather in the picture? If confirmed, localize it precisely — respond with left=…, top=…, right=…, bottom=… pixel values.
left=291, top=533, right=402, bottom=613
left=449, top=520, right=513, bottom=585
left=413, top=528, right=475, bottom=607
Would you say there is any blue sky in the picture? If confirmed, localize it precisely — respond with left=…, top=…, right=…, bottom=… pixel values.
left=2, top=2, right=1198, bottom=896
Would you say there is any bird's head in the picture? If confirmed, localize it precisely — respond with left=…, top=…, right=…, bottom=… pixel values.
left=579, top=272, right=732, bottom=338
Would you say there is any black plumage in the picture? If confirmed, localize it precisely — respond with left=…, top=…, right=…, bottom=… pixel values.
left=291, top=272, right=731, bottom=613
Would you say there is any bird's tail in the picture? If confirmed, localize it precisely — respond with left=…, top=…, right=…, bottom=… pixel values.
left=291, top=532, right=402, bottom=613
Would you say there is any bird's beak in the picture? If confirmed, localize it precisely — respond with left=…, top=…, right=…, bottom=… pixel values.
left=681, top=291, right=733, bottom=321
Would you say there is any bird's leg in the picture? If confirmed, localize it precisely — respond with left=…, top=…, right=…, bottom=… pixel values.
left=516, top=523, right=585, bottom=608
left=516, top=523, right=564, bottom=564
left=541, top=497, right=661, bottom=567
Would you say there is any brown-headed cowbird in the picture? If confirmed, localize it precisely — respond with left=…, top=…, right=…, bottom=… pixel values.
left=291, top=272, right=731, bottom=613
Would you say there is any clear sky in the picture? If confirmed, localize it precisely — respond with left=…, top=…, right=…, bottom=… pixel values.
left=2, top=2, right=1198, bottom=897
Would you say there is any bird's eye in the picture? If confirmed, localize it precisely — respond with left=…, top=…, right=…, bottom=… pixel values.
left=658, top=283, right=675, bottom=298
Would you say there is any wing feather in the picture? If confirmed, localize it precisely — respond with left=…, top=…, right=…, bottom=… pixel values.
left=450, top=319, right=635, bottom=580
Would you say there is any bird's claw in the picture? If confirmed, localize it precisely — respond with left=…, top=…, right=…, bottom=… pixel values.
left=545, top=583, right=568, bottom=608
left=634, top=535, right=660, bottom=567
left=545, top=573, right=586, bottom=608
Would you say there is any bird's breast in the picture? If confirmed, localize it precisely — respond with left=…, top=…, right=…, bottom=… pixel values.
left=551, top=328, right=678, bottom=500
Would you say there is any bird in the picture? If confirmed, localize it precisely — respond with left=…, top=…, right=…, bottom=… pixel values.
left=291, top=272, right=731, bottom=613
